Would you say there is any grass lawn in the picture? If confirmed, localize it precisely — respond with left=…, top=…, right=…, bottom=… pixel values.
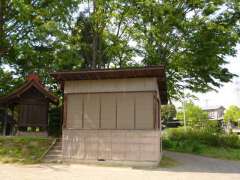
left=0, top=136, right=53, bottom=164
left=163, top=128, right=240, bottom=161
left=164, top=143, right=240, bottom=161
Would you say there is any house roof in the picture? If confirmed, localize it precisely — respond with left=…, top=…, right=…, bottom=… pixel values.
left=51, top=66, right=168, bottom=104
left=202, top=105, right=225, bottom=111
left=0, top=74, right=58, bottom=105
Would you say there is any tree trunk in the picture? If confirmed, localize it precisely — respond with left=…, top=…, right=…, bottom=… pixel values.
left=92, top=0, right=97, bottom=69
left=0, top=0, right=7, bottom=55
left=0, top=0, right=4, bottom=47
left=2, top=108, right=7, bottom=136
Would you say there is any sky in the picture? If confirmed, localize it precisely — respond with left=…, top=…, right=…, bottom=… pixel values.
left=188, top=45, right=240, bottom=109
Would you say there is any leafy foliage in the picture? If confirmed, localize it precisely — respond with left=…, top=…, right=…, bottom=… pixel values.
left=0, top=68, right=24, bottom=96
left=130, top=0, right=240, bottom=98
left=48, top=107, right=62, bottom=137
left=1, top=0, right=79, bottom=91
left=164, top=127, right=240, bottom=148
left=0, top=0, right=240, bottom=99
left=177, top=102, right=209, bottom=127
left=161, top=104, right=177, bottom=123
left=224, top=105, right=240, bottom=124
left=163, top=128, right=240, bottom=160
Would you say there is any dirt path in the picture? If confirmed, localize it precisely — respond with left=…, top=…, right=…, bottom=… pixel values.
left=163, top=151, right=240, bottom=173
left=0, top=151, right=239, bottom=180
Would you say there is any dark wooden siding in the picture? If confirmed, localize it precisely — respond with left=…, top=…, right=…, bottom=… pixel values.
left=18, top=87, right=49, bottom=127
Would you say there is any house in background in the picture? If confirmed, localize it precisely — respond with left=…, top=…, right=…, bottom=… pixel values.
left=51, top=66, right=167, bottom=166
left=203, top=106, right=225, bottom=121
left=203, top=106, right=225, bottom=128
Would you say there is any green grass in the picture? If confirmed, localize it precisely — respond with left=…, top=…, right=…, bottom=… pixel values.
left=0, top=136, right=53, bottom=164
left=159, top=156, right=179, bottom=168
left=201, top=146, right=240, bottom=160
left=163, top=128, right=240, bottom=161
left=165, top=142, right=240, bottom=160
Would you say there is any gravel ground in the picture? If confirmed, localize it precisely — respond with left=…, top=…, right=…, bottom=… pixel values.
left=0, top=151, right=239, bottom=180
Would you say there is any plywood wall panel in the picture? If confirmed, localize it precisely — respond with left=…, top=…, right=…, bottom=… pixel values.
left=116, top=93, right=134, bottom=129
left=66, top=92, right=157, bottom=130
left=66, top=94, right=83, bottom=128
left=135, top=93, right=154, bottom=129
left=100, top=93, right=116, bottom=129
left=83, top=94, right=100, bottom=129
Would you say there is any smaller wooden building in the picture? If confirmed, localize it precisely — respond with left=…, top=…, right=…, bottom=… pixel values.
left=52, top=66, right=167, bottom=166
left=0, top=74, right=58, bottom=136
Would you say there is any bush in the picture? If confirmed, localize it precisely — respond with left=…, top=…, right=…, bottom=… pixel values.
left=163, top=127, right=240, bottom=149
left=48, top=107, right=62, bottom=137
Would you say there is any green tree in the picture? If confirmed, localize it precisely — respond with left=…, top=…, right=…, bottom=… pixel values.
left=161, top=104, right=177, bottom=124
left=177, top=102, right=208, bottom=128
left=0, top=68, right=24, bottom=96
left=69, top=0, right=138, bottom=68
left=0, top=0, right=79, bottom=93
left=129, top=0, right=240, bottom=99
left=1, top=0, right=240, bottom=100
left=224, top=105, right=240, bottom=125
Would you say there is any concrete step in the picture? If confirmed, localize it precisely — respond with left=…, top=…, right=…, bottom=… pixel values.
left=45, top=153, right=63, bottom=157
left=54, top=144, right=62, bottom=148
left=44, top=159, right=63, bottom=163
left=42, top=138, right=63, bottom=163
left=43, top=155, right=63, bottom=162
left=51, top=147, right=62, bottom=151
left=47, top=152, right=62, bottom=156
left=50, top=149, right=62, bottom=153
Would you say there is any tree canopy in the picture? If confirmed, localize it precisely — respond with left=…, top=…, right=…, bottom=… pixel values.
left=161, top=104, right=177, bottom=123
left=224, top=105, right=240, bottom=124
left=177, top=102, right=209, bottom=127
left=0, top=0, right=240, bottom=99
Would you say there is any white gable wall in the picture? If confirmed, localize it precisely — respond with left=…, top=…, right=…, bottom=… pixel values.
left=64, top=78, right=158, bottom=94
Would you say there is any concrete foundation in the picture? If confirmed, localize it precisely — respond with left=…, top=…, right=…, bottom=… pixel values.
left=62, top=129, right=161, bottom=165
left=16, top=131, right=48, bottom=137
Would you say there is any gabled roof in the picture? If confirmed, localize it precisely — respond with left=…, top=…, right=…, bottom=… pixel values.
left=0, top=74, right=58, bottom=105
left=51, top=66, right=168, bottom=104
left=202, top=106, right=225, bottom=111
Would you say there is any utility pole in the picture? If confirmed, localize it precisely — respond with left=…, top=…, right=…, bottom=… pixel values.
left=182, top=90, right=187, bottom=131
left=183, top=99, right=187, bottom=131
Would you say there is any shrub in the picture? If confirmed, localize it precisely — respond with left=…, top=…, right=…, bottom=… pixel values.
left=163, top=127, right=240, bottom=149
left=48, top=107, right=62, bottom=137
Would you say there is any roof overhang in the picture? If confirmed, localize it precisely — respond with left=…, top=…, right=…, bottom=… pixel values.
left=51, top=66, right=168, bottom=104
left=0, top=78, right=58, bottom=105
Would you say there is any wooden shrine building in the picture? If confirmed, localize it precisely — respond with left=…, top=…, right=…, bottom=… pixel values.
left=51, top=66, right=167, bottom=166
left=0, top=74, right=58, bottom=136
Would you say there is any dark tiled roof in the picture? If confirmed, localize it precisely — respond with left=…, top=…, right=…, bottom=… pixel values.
left=0, top=74, right=58, bottom=105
